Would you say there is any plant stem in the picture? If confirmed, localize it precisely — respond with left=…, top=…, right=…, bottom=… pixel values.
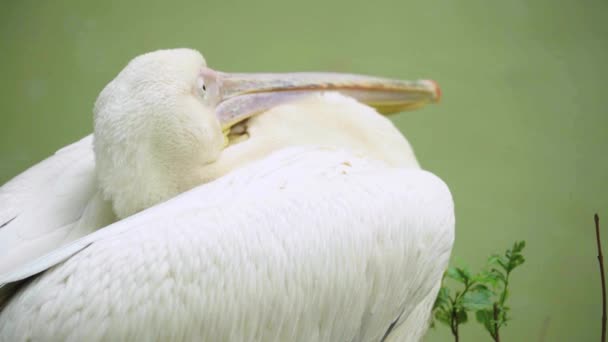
left=595, top=214, right=606, bottom=342
left=448, top=282, right=474, bottom=342
left=493, top=303, right=500, bottom=342
left=450, top=307, right=459, bottom=342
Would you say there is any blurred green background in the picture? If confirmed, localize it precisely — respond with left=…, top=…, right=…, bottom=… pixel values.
left=1, top=0, right=607, bottom=340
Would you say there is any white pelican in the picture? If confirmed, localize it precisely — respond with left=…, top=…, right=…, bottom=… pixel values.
left=0, top=49, right=453, bottom=341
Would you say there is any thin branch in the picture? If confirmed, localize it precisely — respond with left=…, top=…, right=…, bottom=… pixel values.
left=450, top=307, right=459, bottom=342
left=493, top=303, right=500, bottom=342
left=595, top=214, right=606, bottom=342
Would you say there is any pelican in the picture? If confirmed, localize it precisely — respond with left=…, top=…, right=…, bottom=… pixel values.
left=0, top=49, right=453, bottom=341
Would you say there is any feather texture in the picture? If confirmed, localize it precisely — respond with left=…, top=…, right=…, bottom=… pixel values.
left=0, top=147, right=454, bottom=341
left=0, top=135, right=115, bottom=278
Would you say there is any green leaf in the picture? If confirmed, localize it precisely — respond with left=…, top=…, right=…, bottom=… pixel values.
left=507, top=254, right=525, bottom=272
left=497, top=257, right=509, bottom=270
left=470, top=283, right=490, bottom=292
left=475, top=270, right=501, bottom=287
left=487, top=254, right=501, bottom=265
left=434, top=309, right=451, bottom=326
left=490, top=268, right=507, bottom=284
left=504, top=241, right=526, bottom=272
left=512, top=241, right=526, bottom=254
left=489, top=253, right=509, bottom=269
left=446, top=267, right=471, bottom=284
left=433, top=287, right=451, bottom=311
left=476, top=309, right=496, bottom=336
left=475, top=309, right=492, bottom=325
left=462, top=288, right=494, bottom=310
left=455, top=309, right=468, bottom=324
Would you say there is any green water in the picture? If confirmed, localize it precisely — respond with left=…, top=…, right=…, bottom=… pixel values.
left=1, top=1, right=607, bottom=340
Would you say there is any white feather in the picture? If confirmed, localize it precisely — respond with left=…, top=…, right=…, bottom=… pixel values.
left=0, top=136, right=114, bottom=277
left=0, top=147, right=454, bottom=342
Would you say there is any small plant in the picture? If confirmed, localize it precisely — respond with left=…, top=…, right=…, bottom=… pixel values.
left=432, top=241, right=526, bottom=341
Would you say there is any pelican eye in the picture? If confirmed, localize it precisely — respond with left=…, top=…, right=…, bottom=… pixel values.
left=197, top=76, right=207, bottom=98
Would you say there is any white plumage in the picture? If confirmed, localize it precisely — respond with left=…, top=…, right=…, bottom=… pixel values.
left=0, top=135, right=114, bottom=277
left=0, top=49, right=452, bottom=341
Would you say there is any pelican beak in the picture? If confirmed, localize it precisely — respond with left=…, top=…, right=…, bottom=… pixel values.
left=202, top=68, right=441, bottom=129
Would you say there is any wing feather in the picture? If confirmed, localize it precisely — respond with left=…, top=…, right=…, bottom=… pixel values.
left=0, top=147, right=454, bottom=341
left=0, top=135, right=115, bottom=306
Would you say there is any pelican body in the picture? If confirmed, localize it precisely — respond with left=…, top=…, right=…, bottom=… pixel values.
left=0, top=49, right=453, bottom=341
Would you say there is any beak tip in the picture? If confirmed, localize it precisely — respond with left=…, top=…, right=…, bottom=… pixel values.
left=425, top=79, right=441, bottom=103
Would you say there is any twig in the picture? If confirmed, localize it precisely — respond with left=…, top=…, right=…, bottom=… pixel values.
left=493, top=303, right=500, bottom=342
left=450, top=307, right=459, bottom=342
left=595, top=214, right=606, bottom=342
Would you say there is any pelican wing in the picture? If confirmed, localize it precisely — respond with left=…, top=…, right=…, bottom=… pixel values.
left=0, top=135, right=114, bottom=279
left=0, top=147, right=454, bottom=342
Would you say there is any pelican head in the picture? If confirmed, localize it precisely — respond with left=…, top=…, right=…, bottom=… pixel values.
left=93, top=48, right=440, bottom=218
